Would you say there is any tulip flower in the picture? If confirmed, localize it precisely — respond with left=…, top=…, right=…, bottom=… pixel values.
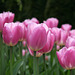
left=56, top=45, right=60, bottom=50
left=22, top=49, right=28, bottom=56
left=23, top=18, right=39, bottom=28
left=44, top=18, right=59, bottom=28
left=27, top=23, right=47, bottom=51
left=57, top=46, right=75, bottom=70
left=22, top=41, right=26, bottom=47
left=66, top=36, right=75, bottom=48
left=0, top=11, right=15, bottom=32
left=38, top=30, right=54, bottom=53
left=57, top=29, right=69, bottom=46
left=28, top=47, right=42, bottom=57
left=17, top=22, right=27, bottom=41
left=52, top=27, right=61, bottom=43
left=69, top=30, right=75, bottom=37
left=31, top=17, right=39, bottom=24
left=61, top=24, right=72, bottom=31
left=3, top=22, right=20, bottom=46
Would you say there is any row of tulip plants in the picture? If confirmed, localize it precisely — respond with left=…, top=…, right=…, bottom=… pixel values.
left=0, top=11, right=75, bottom=75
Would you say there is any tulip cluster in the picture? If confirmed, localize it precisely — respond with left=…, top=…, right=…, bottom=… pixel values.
left=0, top=11, right=75, bottom=75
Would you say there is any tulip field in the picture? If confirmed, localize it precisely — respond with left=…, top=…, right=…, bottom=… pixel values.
left=0, top=11, right=75, bottom=75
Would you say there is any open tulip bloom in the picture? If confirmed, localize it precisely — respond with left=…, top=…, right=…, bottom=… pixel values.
left=57, top=46, right=75, bottom=70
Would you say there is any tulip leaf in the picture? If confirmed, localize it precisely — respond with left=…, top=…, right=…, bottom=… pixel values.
left=13, top=59, right=23, bottom=75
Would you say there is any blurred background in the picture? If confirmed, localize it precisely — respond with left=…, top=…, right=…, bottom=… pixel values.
left=0, top=0, right=75, bottom=28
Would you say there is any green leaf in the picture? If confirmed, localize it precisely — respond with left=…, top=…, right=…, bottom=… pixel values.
left=13, top=59, right=23, bottom=75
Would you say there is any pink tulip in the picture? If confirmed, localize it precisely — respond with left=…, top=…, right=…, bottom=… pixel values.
left=57, top=46, right=75, bottom=69
left=52, top=27, right=61, bottom=43
left=44, top=18, right=59, bottom=28
left=66, top=36, right=75, bottom=48
left=3, top=22, right=20, bottom=46
left=58, top=29, right=69, bottom=46
left=23, top=18, right=39, bottom=28
left=31, top=17, right=39, bottom=24
left=28, top=47, right=42, bottom=57
left=27, top=23, right=47, bottom=51
left=17, top=22, right=27, bottom=41
left=38, top=30, right=54, bottom=53
left=0, top=11, right=15, bottom=32
left=69, top=30, right=75, bottom=37
left=56, top=45, right=60, bottom=50
left=45, top=56, right=50, bottom=61
left=22, top=49, right=28, bottom=56
left=22, top=41, right=26, bottom=47
left=61, top=24, right=72, bottom=31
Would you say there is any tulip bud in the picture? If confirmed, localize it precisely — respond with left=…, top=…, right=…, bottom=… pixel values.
left=22, top=41, right=26, bottom=47
left=3, top=22, right=20, bottom=46
left=22, top=49, right=28, bottom=56
left=44, top=18, right=59, bottom=28
left=52, top=27, right=61, bottom=43
left=31, top=17, right=39, bottom=24
left=27, top=23, right=47, bottom=51
left=61, top=24, right=72, bottom=31
left=66, top=36, right=75, bottom=48
left=57, top=47, right=75, bottom=70
left=58, top=29, right=69, bottom=46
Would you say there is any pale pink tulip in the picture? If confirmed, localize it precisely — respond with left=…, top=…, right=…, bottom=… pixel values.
left=52, top=27, right=61, bottom=43
left=58, top=29, right=69, bottom=46
left=61, top=24, right=72, bottom=31
left=69, top=30, right=75, bottom=37
left=27, top=23, right=47, bottom=51
left=3, top=22, right=20, bottom=46
left=22, top=41, right=26, bottom=47
left=0, top=11, right=15, bottom=32
left=22, top=49, right=28, bottom=56
left=44, top=18, right=59, bottom=28
left=57, top=47, right=75, bottom=69
left=31, top=17, right=39, bottom=24
left=38, top=30, right=54, bottom=53
left=66, top=36, right=75, bottom=48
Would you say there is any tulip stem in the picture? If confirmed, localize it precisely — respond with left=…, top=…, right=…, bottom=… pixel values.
left=43, top=54, right=47, bottom=75
left=10, top=46, right=13, bottom=75
left=70, top=70, right=72, bottom=75
left=33, top=51, right=39, bottom=75
left=23, top=53, right=26, bottom=75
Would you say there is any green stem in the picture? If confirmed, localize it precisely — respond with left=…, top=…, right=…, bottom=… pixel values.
left=43, top=54, right=47, bottom=75
left=23, top=53, right=26, bottom=75
left=10, top=46, right=13, bottom=75
left=19, top=42, right=22, bottom=58
left=33, top=51, right=39, bottom=75
left=70, top=70, right=72, bottom=75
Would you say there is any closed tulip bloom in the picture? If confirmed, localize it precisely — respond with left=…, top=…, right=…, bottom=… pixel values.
left=23, top=18, right=39, bottom=28
left=3, top=22, right=20, bottom=46
left=17, top=22, right=27, bottom=41
left=31, top=17, right=39, bottom=24
left=22, top=49, right=28, bottom=56
left=66, top=36, right=75, bottom=48
left=57, top=47, right=75, bottom=70
left=27, top=23, right=47, bottom=51
left=0, top=11, right=15, bottom=32
left=45, top=18, right=59, bottom=28
left=61, top=24, right=72, bottom=31
left=22, top=41, right=26, bottom=47
left=69, top=30, right=75, bottom=37
left=28, top=47, right=42, bottom=57
left=52, top=27, right=61, bottom=43
left=58, top=29, right=69, bottom=46
left=38, top=30, right=54, bottom=53
left=56, top=45, right=60, bottom=50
